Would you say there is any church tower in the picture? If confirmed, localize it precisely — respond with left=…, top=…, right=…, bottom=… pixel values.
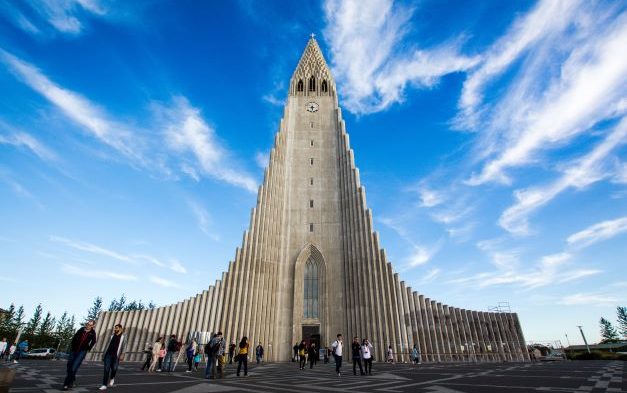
left=91, top=37, right=529, bottom=363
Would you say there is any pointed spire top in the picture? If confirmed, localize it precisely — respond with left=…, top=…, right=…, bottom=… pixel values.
left=310, top=32, right=316, bottom=39
left=292, top=34, right=332, bottom=81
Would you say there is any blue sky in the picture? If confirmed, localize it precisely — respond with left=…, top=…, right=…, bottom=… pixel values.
left=1, top=0, right=626, bottom=346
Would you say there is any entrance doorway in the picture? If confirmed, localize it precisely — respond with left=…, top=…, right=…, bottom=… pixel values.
left=302, top=325, right=321, bottom=348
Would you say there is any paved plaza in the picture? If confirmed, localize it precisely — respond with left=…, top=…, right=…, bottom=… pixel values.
left=1, top=359, right=624, bottom=393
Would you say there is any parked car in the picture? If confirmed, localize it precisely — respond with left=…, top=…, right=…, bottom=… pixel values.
left=26, top=348, right=56, bottom=359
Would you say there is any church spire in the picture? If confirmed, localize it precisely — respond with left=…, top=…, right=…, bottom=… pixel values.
left=290, top=35, right=335, bottom=97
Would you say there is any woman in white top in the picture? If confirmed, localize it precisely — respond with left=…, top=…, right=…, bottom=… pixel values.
left=148, top=337, right=162, bottom=372
left=360, top=338, right=373, bottom=375
left=386, top=345, right=394, bottom=363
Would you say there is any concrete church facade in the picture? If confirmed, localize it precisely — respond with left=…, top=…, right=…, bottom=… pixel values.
left=91, top=38, right=529, bottom=363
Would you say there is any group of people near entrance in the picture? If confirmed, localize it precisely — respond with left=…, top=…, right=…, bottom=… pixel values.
left=56, top=320, right=423, bottom=391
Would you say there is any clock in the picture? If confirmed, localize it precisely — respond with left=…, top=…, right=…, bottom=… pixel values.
left=306, top=102, right=319, bottom=112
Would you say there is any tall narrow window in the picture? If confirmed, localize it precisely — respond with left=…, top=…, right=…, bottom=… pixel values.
left=310, top=178, right=314, bottom=185
left=310, top=139, right=314, bottom=146
left=309, top=223, right=314, bottom=232
left=310, top=200, right=314, bottom=208
left=310, top=122, right=314, bottom=128
left=321, top=80, right=328, bottom=93
left=310, top=158, right=314, bottom=165
left=297, top=80, right=304, bottom=92
left=304, top=259, right=319, bottom=319
left=309, top=76, right=316, bottom=92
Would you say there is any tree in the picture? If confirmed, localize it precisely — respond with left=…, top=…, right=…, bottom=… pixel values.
left=108, top=294, right=126, bottom=312
left=24, top=304, right=43, bottom=339
left=617, top=306, right=627, bottom=339
left=85, top=297, right=103, bottom=322
left=0, top=304, right=16, bottom=337
left=148, top=301, right=156, bottom=309
left=12, top=305, right=26, bottom=331
left=35, top=312, right=56, bottom=347
left=54, top=312, right=76, bottom=352
left=600, top=317, right=619, bottom=342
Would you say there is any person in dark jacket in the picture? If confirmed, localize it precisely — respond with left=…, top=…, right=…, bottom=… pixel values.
left=308, top=342, right=318, bottom=369
left=63, top=320, right=97, bottom=391
left=99, top=324, right=126, bottom=390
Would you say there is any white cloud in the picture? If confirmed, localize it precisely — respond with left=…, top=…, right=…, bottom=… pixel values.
left=323, top=0, right=478, bottom=114
left=159, top=96, right=258, bottom=192
left=51, top=235, right=135, bottom=263
left=498, top=116, right=627, bottom=235
left=466, top=6, right=627, bottom=185
left=567, top=216, right=627, bottom=249
left=0, top=123, right=57, bottom=162
left=417, top=186, right=443, bottom=208
left=62, top=264, right=137, bottom=281
left=150, top=275, right=181, bottom=289
left=169, top=259, right=187, bottom=274
left=401, top=240, right=443, bottom=270
left=0, top=49, right=146, bottom=165
left=255, top=151, right=269, bottom=169
left=558, top=293, right=618, bottom=306
left=0, top=168, right=44, bottom=209
left=417, top=268, right=440, bottom=285
left=457, top=0, right=581, bottom=129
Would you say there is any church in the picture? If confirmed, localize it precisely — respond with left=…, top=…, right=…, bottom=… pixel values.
left=91, top=37, right=529, bottom=363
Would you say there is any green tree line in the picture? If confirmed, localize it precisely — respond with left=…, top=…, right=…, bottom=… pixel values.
left=1, top=294, right=155, bottom=351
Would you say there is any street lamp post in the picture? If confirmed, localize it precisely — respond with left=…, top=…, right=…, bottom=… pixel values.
left=576, top=325, right=591, bottom=354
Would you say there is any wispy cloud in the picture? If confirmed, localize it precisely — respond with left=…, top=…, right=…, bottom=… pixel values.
left=558, top=292, right=618, bottom=306
left=465, top=4, right=627, bottom=185
left=150, top=275, right=181, bottom=289
left=0, top=122, right=57, bottom=162
left=255, top=151, right=269, bottom=169
left=62, top=263, right=137, bottom=281
left=0, top=0, right=107, bottom=36
left=416, top=268, right=440, bottom=285
left=567, top=216, right=627, bottom=249
left=158, top=96, right=258, bottom=192
left=323, top=0, right=478, bottom=114
left=498, top=117, right=627, bottom=235
left=0, top=167, right=44, bottom=209
left=400, top=240, right=444, bottom=271
left=186, top=198, right=220, bottom=241
left=51, top=235, right=135, bottom=263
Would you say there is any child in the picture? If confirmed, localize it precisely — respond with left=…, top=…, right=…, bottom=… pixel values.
left=193, top=353, right=201, bottom=371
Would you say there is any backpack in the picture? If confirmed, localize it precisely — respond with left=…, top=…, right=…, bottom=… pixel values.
left=204, top=342, right=213, bottom=356
left=331, top=341, right=337, bottom=355
left=174, top=341, right=182, bottom=352
left=211, top=339, right=221, bottom=354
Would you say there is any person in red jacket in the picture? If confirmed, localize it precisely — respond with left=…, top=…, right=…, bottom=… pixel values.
left=63, top=320, right=97, bottom=391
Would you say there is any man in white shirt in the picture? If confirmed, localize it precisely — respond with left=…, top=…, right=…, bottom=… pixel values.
left=331, top=334, right=343, bottom=376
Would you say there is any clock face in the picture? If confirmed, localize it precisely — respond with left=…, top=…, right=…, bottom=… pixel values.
left=306, top=102, right=319, bottom=112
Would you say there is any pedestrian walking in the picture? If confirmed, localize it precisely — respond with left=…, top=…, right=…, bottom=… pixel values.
left=351, top=337, right=365, bottom=375
left=204, top=332, right=223, bottom=379
left=163, top=335, right=179, bottom=372
left=193, top=352, right=201, bottom=371
left=255, top=342, right=264, bottom=364
left=99, top=323, right=126, bottom=391
left=15, top=339, right=28, bottom=362
left=185, top=339, right=197, bottom=372
left=411, top=344, right=421, bottom=365
left=298, top=340, right=307, bottom=369
left=216, top=338, right=226, bottom=379
left=386, top=345, right=394, bottom=363
left=140, top=342, right=152, bottom=371
left=236, top=336, right=249, bottom=377
left=228, top=341, right=236, bottom=364
left=308, top=342, right=318, bottom=369
left=293, top=343, right=299, bottom=362
left=158, top=345, right=166, bottom=371
left=62, top=320, right=97, bottom=391
left=149, top=337, right=163, bottom=372
left=331, top=334, right=343, bottom=376
left=361, top=339, right=373, bottom=375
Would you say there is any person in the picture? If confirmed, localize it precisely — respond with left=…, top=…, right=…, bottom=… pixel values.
left=193, top=351, right=202, bottom=371
left=411, top=344, right=421, bottom=365
left=361, top=338, right=373, bottom=375
left=63, top=320, right=97, bottom=391
left=255, top=342, right=264, bottom=364
left=0, top=338, right=7, bottom=360
left=331, top=334, right=343, bottom=376
left=8, top=343, right=16, bottom=362
left=351, top=336, right=365, bottom=375
left=141, top=342, right=153, bottom=371
left=228, top=341, right=236, bottom=364
left=216, top=336, right=226, bottom=379
left=204, top=332, right=223, bottom=379
left=163, top=335, right=178, bottom=372
left=308, top=342, right=318, bottom=369
left=386, top=345, right=394, bottom=363
left=99, top=323, right=126, bottom=391
left=15, top=339, right=28, bottom=362
left=149, top=337, right=163, bottom=372
left=158, top=343, right=166, bottom=371
left=298, top=340, right=307, bottom=370
left=236, top=336, right=249, bottom=377
left=185, top=339, right=197, bottom=372
left=293, top=343, right=299, bottom=362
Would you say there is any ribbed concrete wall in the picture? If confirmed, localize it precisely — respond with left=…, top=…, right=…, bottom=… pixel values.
left=90, top=38, right=529, bottom=363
